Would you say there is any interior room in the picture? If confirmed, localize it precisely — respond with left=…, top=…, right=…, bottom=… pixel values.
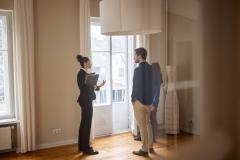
left=0, top=0, right=239, bottom=159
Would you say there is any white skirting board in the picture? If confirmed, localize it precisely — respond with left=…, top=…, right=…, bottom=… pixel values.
left=0, top=127, right=12, bottom=150
left=36, top=139, right=78, bottom=150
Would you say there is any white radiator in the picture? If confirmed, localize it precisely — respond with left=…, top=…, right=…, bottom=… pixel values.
left=0, top=127, right=12, bottom=150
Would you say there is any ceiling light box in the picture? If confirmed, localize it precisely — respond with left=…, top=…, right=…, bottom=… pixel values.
left=100, top=0, right=162, bottom=35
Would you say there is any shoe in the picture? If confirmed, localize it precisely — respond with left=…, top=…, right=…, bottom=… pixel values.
left=133, top=149, right=148, bottom=157
left=133, top=134, right=138, bottom=138
left=82, top=148, right=99, bottom=155
left=149, top=148, right=155, bottom=153
left=134, top=136, right=141, bottom=141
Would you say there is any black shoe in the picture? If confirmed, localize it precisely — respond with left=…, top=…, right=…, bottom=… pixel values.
left=153, top=139, right=157, bottom=143
left=134, top=136, right=141, bottom=141
left=83, top=149, right=99, bottom=155
left=149, top=148, right=155, bottom=153
left=82, top=148, right=99, bottom=155
left=133, top=149, right=148, bottom=157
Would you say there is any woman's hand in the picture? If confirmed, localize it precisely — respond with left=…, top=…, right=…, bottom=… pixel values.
left=98, top=80, right=106, bottom=88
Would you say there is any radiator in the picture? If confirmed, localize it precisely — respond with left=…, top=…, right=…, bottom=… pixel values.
left=0, top=127, right=12, bottom=150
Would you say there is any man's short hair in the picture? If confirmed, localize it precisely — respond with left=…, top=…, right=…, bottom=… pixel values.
left=134, top=47, right=147, bottom=60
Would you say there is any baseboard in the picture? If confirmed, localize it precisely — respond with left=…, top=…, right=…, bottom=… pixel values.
left=112, top=129, right=131, bottom=135
left=181, top=127, right=190, bottom=133
left=36, top=139, right=77, bottom=150
left=181, top=126, right=201, bottom=135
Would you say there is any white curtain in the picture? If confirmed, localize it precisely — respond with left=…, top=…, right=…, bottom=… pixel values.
left=79, top=0, right=95, bottom=141
left=164, top=66, right=179, bottom=134
left=80, top=0, right=91, bottom=57
left=14, top=0, right=36, bottom=153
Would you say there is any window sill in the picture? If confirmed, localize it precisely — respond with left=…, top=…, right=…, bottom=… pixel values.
left=0, top=118, right=18, bottom=126
left=93, top=104, right=111, bottom=107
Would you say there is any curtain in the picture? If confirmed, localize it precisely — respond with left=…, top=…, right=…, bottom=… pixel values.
left=164, top=66, right=179, bottom=134
left=79, top=0, right=91, bottom=57
left=14, top=0, right=36, bottom=153
left=79, top=0, right=95, bottom=141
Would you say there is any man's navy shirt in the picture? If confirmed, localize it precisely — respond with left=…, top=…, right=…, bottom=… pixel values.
left=131, top=61, right=154, bottom=106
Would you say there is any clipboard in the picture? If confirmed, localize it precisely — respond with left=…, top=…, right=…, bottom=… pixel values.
left=84, top=73, right=99, bottom=86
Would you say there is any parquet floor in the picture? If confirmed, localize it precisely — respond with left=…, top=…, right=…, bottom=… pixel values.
left=0, top=132, right=194, bottom=160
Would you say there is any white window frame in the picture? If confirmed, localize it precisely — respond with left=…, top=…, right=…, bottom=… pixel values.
left=0, top=10, right=15, bottom=120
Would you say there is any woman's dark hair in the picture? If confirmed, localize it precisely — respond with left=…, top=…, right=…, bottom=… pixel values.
left=76, top=54, right=90, bottom=68
left=134, top=47, right=147, bottom=60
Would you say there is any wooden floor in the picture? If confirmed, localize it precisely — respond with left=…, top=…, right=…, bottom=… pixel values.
left=0, top=132, right=194, bottom=160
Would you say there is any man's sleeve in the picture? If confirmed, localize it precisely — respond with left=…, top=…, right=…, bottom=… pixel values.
left=131, top=69, right=137, bottom=102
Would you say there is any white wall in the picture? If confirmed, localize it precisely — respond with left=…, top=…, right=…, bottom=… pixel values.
left=149, top=0, right=203, bottom=135
left=34, top=0, right=81, bottom=147
left=90, top=0, right=100, bottom=17
left=0, top=0, right=13, bottom=10
left=167, top=0, right=203, bottom=135
left=149, top=0, right=167, bottom=129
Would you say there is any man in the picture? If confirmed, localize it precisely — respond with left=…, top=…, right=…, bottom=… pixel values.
left=134, top=62, right=163, bottom=143
left=131, top=47, right=155, bottom=156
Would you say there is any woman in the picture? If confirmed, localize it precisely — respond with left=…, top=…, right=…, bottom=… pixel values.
left=150, top=62, right=162, bottom=142
left=76, top=54, right=105, bottom=155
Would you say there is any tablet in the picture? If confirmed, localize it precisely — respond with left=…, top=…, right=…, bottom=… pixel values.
left=85, top=74, right=99, bottom=86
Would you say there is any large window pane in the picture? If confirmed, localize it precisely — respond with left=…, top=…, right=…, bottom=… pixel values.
left=112, top=36, right=127, bottom=103
left=91, top=51, right=111, bottom=105
left=91, top=25, right=110, bottom=52
left=0, top=16, right=8, bottom=50
left=0, top=12, right=14, bottom=119
left=0, top=50, right=10, bottom=116
left=112, top=36, right=126, bottom=53
left=91, top=21, right=111, bottom=106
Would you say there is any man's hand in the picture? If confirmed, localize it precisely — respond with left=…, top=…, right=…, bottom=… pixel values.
left=148, top=105, right=155, bottom=111
left=132, top=101, right=135, bottom=106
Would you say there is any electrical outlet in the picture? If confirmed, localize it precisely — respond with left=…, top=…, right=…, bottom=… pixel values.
left=189, top=120, right=194, bottom=130
left=189, top=120, right=193, bottom=124
left=52, top=128, right=63, bottom=135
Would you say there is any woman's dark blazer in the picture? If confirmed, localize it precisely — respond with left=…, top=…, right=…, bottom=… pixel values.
left=77, top=69, right=99, bottom=104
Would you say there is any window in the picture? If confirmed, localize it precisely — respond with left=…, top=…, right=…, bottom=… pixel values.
left=118, top=68, right=124, bottom=77
left=91, top=18, right=134, bottom=105
left=91, top=18, right=111, bottom=105
left=111, top=36, right=128, bottom=103
left=112, top=90, right=125, bottom=102
left=0, top=11, right=14, bottom=120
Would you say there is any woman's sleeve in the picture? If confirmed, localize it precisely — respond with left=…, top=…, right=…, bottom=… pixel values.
left=152, top=88, right=160, bottom=107
left=77, top=71, right=87, bottom=91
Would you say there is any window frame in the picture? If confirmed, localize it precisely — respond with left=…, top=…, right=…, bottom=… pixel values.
left=0, top=10, right=15, bottom=120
